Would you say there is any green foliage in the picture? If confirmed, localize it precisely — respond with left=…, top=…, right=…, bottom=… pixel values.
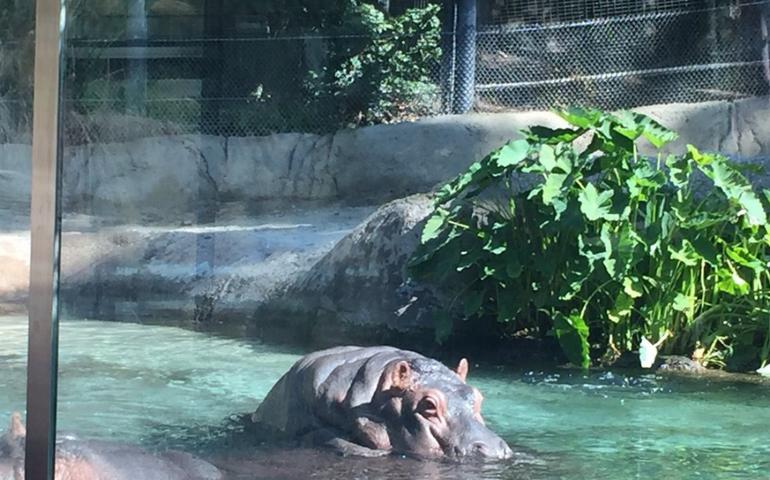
left=307, top=2, right=442, bottom=125
left=410, top=107, right=770, bottom=370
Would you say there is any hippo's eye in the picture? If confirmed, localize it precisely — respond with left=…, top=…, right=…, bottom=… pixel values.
left=417, top=396, right=439, bottom=417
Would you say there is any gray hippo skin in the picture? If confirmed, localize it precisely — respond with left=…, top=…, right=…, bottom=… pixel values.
left=0, top=412, right=222, bottom=480
left=251, top=346, right=513, bottom=460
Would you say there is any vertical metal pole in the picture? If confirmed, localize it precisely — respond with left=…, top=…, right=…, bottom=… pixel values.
left=126, top=0, right=147, bottom=115
left=706, top=0, right=719, bottom=90
left=453, top=0, right=476, bottom=113
left=440, top=0, right=457, bottom=114
left=26, top=0, right=63, bottom=478
left=761, top=3, right=770, bottom=87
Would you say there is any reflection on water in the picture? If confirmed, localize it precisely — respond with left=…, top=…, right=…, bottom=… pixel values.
left=1, top=316, right=769, bottom=479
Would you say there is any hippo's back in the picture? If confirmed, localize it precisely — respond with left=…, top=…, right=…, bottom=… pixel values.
left=252, top=346, right=417, bottom=435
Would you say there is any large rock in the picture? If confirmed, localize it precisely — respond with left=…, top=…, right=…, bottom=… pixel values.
left=255, top=194, right=438, bottom=343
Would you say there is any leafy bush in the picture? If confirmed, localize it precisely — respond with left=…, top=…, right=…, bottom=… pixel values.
left=307, top=2, right=442, bottom=126
left=409, top=108, right=770, bottom=370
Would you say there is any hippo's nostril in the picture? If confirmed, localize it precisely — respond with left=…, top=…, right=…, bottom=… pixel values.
left=471, top=442, right=487, bottom=455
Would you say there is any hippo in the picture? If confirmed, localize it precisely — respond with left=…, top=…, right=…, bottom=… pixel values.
left=0, top=412, right=222, bottom=480
left=251, top=346, right=513, bottom=460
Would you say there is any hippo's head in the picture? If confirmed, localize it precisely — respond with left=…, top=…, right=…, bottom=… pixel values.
left=372, top=357, right=512, bottom=460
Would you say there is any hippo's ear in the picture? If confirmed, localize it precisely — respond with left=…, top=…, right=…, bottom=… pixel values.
left=455, top=358, right=469, bottom=383
left=381, top=360, right=412, bottom=392
left=8, top=413, right=25, bottom=439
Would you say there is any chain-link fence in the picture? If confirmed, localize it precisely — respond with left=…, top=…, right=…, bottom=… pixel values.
left=475, top=1, right=770, bottom=110
left=54, top=0, right=770, bottom=143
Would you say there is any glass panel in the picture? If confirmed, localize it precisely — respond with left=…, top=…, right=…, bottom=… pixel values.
left=55, top=1, right=770, bottom=479
left=0, top=1, right=34, bottom=477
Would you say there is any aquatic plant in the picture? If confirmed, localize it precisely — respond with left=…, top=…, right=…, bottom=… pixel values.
left=409, top=107, right=770, bottom=370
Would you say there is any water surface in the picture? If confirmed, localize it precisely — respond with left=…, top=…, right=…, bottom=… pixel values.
left=1, top=317, right=768, bottom=479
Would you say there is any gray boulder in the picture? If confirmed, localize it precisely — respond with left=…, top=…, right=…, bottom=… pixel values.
left=257, top=194, right=437, bottom=342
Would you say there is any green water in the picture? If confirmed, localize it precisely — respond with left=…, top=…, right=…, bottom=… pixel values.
left=1, top=316, right=769, bottom=479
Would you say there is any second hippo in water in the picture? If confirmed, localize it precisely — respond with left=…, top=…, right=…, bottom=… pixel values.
left=251, top=346, right=513, bottom=460
left=0, top=413, right=222, bottom=480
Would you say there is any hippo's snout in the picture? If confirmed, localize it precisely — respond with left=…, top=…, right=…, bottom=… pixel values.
left=471, top=439, right=514, bottom=460
left=453, top=438, right=513, bottom=460
left=448, top=419, right=514, bottom=461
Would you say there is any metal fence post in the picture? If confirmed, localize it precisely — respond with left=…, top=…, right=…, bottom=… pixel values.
left=762, top=2, right=770, bottom=87
left=126, top=0, right=147, bottom=115
left=440, top=0, right=457, bottom=114
left=26, top=0, right=63, bottom=477
left=452, top=0, right=476, bottom=113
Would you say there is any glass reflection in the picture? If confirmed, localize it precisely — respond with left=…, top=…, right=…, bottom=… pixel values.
left=51, top=1, right=770, bottom=480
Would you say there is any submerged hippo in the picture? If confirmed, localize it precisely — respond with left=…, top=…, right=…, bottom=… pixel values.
left=0, top=412, right=222, bottom=480
left=251, top=346, right=513, bottom=460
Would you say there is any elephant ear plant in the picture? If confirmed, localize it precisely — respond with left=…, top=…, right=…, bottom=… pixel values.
left=409, top=108, right=770, bottom=370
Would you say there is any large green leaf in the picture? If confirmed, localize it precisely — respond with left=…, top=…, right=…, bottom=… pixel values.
left=600, top=223, right=641, bottom=278
left=542, top=173, right=567, bottom=206
left=668, top=240, right=700, bottom=267
left=623, top=276, right=643, bottom=298
left=627, top=162, right=666, bottom=200
left=553, top=312, right=591, bottom=368
left=434, top=161, right=484, bottom=204
left=612, top=111, right=678, bottom=148
left=672, top=293, right=695, bottom=313
left=579, top=184, right=617, bottom=221
left=600, top=224, right=616, bottom=277
left=495, top=139, right=530, bottom=168
left=703, top=158, right=767, bottom=225
left=726, top=245, right=764, bottom=273
left=716, top=267, right=750, bottom=295
left=686, top=144, right=714, bottom=166
left=689, top=235, right=720, bottom=266
left=421, top=210, right=447, bottom=243
left=558, top=107, right=603, bottom=129
left=665, top=155, right=692, bottom=188
left=525, top=125, right=585, bottom=144
left=737, top=190, right=767, bottom=226
left=608, top=291, right=634, bottom=323
left=539, top=144, right=557, bottom=171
